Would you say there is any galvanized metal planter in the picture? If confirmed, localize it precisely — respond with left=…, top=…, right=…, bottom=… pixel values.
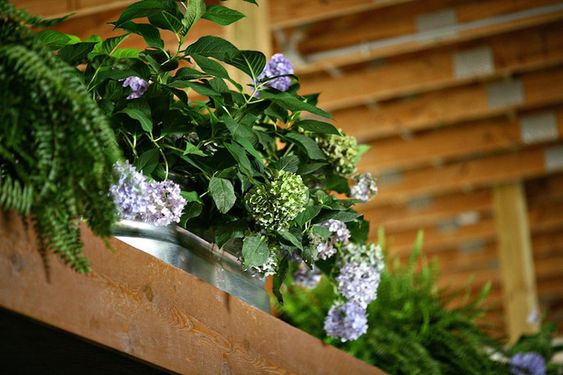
left=112, top=220, right=270, bottom=312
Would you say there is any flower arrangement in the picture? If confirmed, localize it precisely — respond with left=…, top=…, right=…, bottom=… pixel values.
left=1, top=0, right=383, bottom=341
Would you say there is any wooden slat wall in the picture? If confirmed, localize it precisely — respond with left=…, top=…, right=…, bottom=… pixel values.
left=11, top=0, right=563, bottom=336
left=284, top=0, right=563, bottom=336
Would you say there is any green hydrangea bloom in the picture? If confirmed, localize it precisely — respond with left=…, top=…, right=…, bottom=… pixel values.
left=317, top=133, right=358, bottom=177
left=245, top=170, right=308, bottom=230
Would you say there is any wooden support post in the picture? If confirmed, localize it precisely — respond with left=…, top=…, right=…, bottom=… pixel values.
left=224, top=0, right=272, bottom=89
left=493, top=182, right=540, bottom=343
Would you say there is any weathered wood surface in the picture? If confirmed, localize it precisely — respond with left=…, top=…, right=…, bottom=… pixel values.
left=0, top=213, right=384, bottom=375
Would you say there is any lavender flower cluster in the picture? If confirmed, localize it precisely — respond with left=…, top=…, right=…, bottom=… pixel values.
left=110, top=161, right=186, bottom=226
left=350, top=172, right=378, bottom=202
left=324, top=243, right=385, bottom=341
left=510, top=352, right=546, bottom=375
left=316, top=219, right=351, bottom=260
left=293, top=262, right=321, bottom=289
left=256, top=53, right=294, bottom=92
left=324, top=301, right=368, bottom=342
left=122, top=76, right=148, bottom=100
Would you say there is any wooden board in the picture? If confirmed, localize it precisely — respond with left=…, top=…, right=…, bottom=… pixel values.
left=0, top=213, right=384, bottom=375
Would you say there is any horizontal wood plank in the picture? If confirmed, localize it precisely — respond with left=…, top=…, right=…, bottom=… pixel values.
left=334, top=65, right=563, bottom=137
left=363, top=106, right=563, bottom=172
left=302, top=23, right=563, bottom=111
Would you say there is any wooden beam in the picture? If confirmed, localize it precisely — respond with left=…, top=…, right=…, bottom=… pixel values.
left=371, top=143, right=563, bottom=205
left=302, top=23, right=563, bottom=111
left=334, top=65, right=563, bottom=139
left=379, top=200, right=563, bottom=255
left=224, top=0, right=271, bottom=87
left=362, top=189, right=492, bottom=231
left=270, top=0, right=414, bottom=29
left=0, top=213, right=384, bottom=375
left=493, top=182, right=540, bottom=342
left=293, top=0, right=563, bottom=73
left=363, top=106, right=563, bottom=172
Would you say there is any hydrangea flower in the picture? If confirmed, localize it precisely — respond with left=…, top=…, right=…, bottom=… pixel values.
left=324, top=301, right=368, bottom=342
left=317, top=133, right=358, bottom=177
left=510, top=352, right=546, bottom=375
left=110, top=161, right=186, bottom=226
left=350, top=172, right=378, bottom=202
left=336, top=262, right=381, bottom=308
left=110, top=161, right=150, bottom=219
left=245, top=170, right=308, bottom=230
left=316, top=219, right=350, bottom=260
left=342, top=242, right=385, bottom=271
left=293, top=262, right=321, bottom=289
left=257, top=53, right=294, bottom=92
left=143, top=180, right=186, bottom=226
left=122, top=76, right=148, bottom=100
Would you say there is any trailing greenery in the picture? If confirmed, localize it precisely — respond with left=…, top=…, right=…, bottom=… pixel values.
left=277, top=232, right=563, bottom=374
left=0, top=1, right=120, bottom=272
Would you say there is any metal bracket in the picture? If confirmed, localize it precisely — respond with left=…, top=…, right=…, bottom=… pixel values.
left=453, top=46, right=494, bottom=79
left=520, top=111, right=558, bottom=144
left=486, top=79, right=524, bottom=108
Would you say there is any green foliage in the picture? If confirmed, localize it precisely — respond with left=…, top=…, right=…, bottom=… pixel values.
left=0, top=1, right=120, bottom=272
left=59, top=0, right=374, bottom=294
left=277, top=235, right=562, bottom=374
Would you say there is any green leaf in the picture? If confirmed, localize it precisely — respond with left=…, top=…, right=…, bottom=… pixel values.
left=192, top=54, right=230, bottom=79
left=202, top=5, right=245, bottom=25
left=310, top=225, right=331, bottom=240
left=119, top=21, right=164, bottom=49
left=226, top=50, right=265, bottom=79
left=326, top=210, right=360, bottom=222
left=111, top=48, right=140, bottom=59
left=224, top=142, right=253, bottom=177
left=298, top=162, right=326, bottom=175
left=222, top=114, right=254, bottom=140
left=215, top=222, right=246, bottom=248
left=182, top=0, right=206, bottom=33
left=114, top=0, right=171, bottom=27
left=294, top=206, right=321, bottom=226
left=183, top=142, right=207, bottom=157
left=301, top=246, right=318, bottom=267
left=136, top=149, right=160, bottom=175
left=102, top=34, right=130, bottom=55
left=185, top=36, right=239, bottom=62
left=236, top=137, right=263, bottom=163
left=37, top=30, right=80, bottom=49
left=120, top=107, right=153, bottom=132
left=355, top=144, right=371, bottom=164
left=295, top=120, right=339, bottom=135
left=209, top=177, right=236, bottom=214
left=242, top=235, right=269, bottom=268
left=58, top=42, right=97, bottom=65
left=272, top=155, right=299, bottom=173
left=273, top=257, right=289, bottom=303
left=169, top=80, right=219, bottom=97
left=260, top=91, right=332, bottom=119
left=279, top=230, right=303, bottom=250
left=284, top=133, right=326, bottom=161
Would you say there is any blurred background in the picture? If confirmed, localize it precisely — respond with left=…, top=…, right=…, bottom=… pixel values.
left=13, top=0, right=563, bottom=340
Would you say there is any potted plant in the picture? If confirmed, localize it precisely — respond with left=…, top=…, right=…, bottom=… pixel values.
left=1, top=0, right=383, bottom=341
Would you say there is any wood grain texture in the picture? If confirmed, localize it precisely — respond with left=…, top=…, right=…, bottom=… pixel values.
left=302, top=22, right=563, bottom=111
left=0, top=213, right=384, bottom=375
left=333, top=65, right=563, bottom=138
left=493, top=182, right=540, bottom=343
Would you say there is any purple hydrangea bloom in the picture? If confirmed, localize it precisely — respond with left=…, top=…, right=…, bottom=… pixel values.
left=110, top=161, right=186, bottom=226
left=324, top=301, right=368, bottom=342
left=510, top=352, right=546, bottom=375
left=110, top=161, right=150, bottom=219
left=122, top=76, right=149, bottom=100
left=336, top=262, right=381, bottom=308
left=142, top=180, right=186, bottom=226
left=293, top=262, right=321, bottom=289
left=257, top=53, right=294, bottom=92
left=350, top=172, right=378, bottom=202
left=316, top=219, right=351, bottom=260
